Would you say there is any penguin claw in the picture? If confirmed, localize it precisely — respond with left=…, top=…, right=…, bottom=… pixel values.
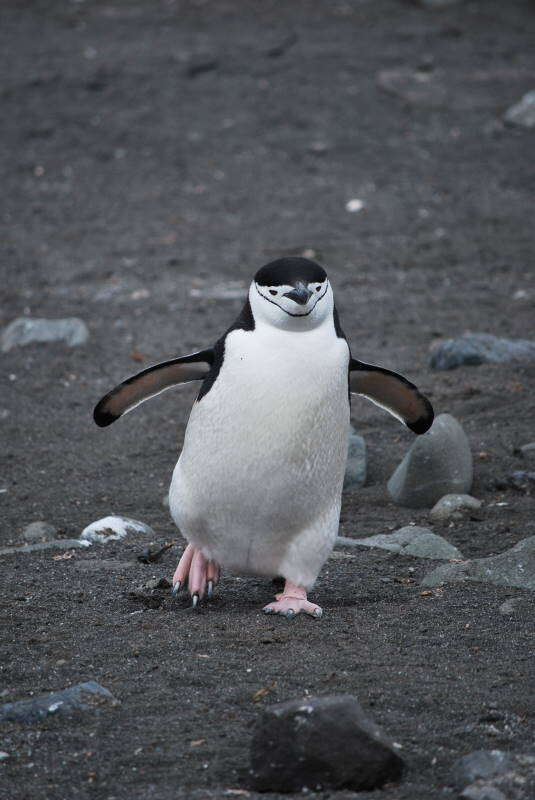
left=263, top=606, right=274, bottom=615
left=171, top=548, right=222, bottom=610
left=285, top=609, right=296, bottom=620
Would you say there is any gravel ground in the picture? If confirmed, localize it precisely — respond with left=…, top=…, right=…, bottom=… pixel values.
left=1, top=1, right=534, bottom=798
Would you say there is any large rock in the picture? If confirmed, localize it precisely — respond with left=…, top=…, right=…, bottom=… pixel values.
left=343, top=428, right=366, bottom=491
left=422, top=536, right=535, bottom=590
left=338, top=526, right=462, bottom=560
left=0, top=681, right=117, bottom=724
left=430, top=494, right=482, bottom=522
left=250, top=695, right=404, bottom=793
left=80, top=515, right=155, bottom=544
left=387, top=414, right=472, bottom=508
left=430, top=333, right=535, bottom=371
left=503, top=90, right=535, bottom=128
left=1, top=317, right=89, bottom=352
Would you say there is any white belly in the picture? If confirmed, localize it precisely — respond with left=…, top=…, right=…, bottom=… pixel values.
left=169, top=324, right=350, bottom=587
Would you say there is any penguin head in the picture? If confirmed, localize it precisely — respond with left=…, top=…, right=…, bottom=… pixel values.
left=250, top=257, right=333, bottom=330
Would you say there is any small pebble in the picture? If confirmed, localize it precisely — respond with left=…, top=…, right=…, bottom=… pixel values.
left=518, top=442, right=535, bottom=461
left=498, top=597, right=523, bottom=615
left=452, top=750, right=512, bottom=790
left=345, top=198, right=365, bottom=213
left=503, top=90, right=535, bottom=128
left=1, top=317, right=89, bottom=352
left=430, top=494, right=481, bottom=522
left=430, top=333, right=535, bottom=371
left=21, top=521, right=58, bottom=543
left=461, top=785, right=506, bottom=800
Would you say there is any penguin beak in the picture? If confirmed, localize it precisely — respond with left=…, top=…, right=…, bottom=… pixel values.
left=283, top=281, right=313, bottom=306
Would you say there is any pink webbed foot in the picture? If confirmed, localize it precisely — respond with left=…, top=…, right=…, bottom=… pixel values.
left=171, top=544, right=220, bottom=607
left=263, top=581, right=323, bottom=620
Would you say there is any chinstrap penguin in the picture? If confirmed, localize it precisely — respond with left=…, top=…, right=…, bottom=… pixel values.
left=94, top=257, right=434, bottom=618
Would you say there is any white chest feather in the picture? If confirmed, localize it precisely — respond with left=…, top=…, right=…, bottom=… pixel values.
left=169, top=318, right=350, bottom=584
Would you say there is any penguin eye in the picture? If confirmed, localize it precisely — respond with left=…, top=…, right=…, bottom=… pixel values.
left=315, top=285, right=322, bottom=292
left=269, top=289, right=278, bottom=296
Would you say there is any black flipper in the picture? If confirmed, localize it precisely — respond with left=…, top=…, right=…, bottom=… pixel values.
left=349, top=358, right=434, bottom=434
left=93, top=349, right=214, bottom=427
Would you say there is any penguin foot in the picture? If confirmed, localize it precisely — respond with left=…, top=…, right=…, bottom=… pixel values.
left=171, top=544, right=220, bottom=606
left=262, top=581, right=323, bottom=619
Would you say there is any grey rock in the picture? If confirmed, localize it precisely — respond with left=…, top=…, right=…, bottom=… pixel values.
left=498, top=597, right=524, bottom=615
left=343, top=428, right=366, bottom=491
left=430, top=333, right=535, bottom=371
left=0, top=539, right=91, bottom=557
left=1, top=317, right=89, bottom=352
left=388, top=414, right=473, bottom=508
left=80, top=515, right=155, bottom=544
left=518, top=442, right=535, bottom=461
left=343, top=526, right=463, bottom=560
left=422, top=535, right=535, bottom=590
left=250, top=695, right=404, bottom=792
left=461, top=785, right=507, bottom=800
left=0, top=681, right=118, bottom=724
left=502, top=471, right=535, bottom=493
left=377, top=68, right=518, bottom=112
left=504, top=90, right=535, bottom=128
left=430, top=494, right=482, bottom=522
left=377, top=68, right=449, bottom=108
left=452, top=750, right=513, bottom=790
left=21, top=521, right=58, bottom=543
left=336, top=536, right=364, bottom=547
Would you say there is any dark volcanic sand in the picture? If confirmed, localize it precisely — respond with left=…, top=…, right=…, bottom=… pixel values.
left=1, top=1, right=535, bottom=798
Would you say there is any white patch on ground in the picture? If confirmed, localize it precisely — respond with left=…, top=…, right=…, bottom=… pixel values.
left=80, top=516, right=154, bottom=544
left=345, top=198, right=365, bottom=212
